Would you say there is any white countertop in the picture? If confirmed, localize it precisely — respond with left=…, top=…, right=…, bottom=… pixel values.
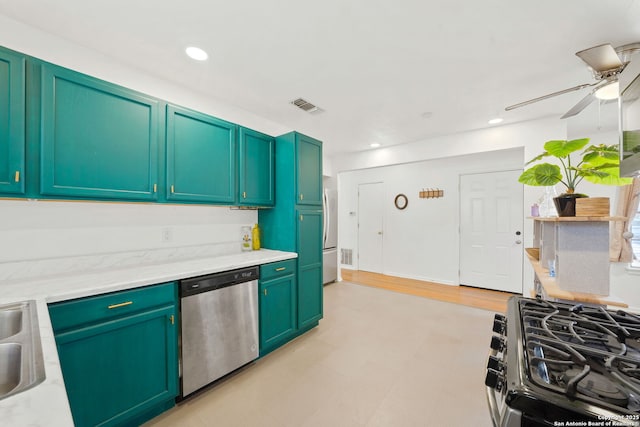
left=0, top=249, right=297, bottom=427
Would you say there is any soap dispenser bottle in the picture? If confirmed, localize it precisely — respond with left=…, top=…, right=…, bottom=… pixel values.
left=252, top=224, right=261, bottom=250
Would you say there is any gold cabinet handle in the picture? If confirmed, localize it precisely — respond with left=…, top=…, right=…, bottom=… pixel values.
left=300, top=214, right=304, bottom=221
left=263, top=289, right=268, bottom=296
left=108, top=301, right=133, bottom=309
left=243, top=191, right=247, bottom=198
left=14, top=171, right=20, bottom=183
left=300, top=193, right=304, bottom=200
left=171, top=185, right=175, bottom=193
left=153, top=183, right=157, bottom=193
left=170, top=315, right=175, bottom=325
left=275, top=267, right=286, bottom=272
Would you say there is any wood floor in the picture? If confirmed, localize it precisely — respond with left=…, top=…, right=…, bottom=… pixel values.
left=340, top=269, right=513, bottom=313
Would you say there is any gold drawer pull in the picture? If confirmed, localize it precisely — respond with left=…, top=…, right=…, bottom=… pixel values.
left=275, top=267, right=287, bottom=272
left=108, top=301, right=133, bottom=309
left=14, top=171, right=20, bottom=183
left=263, top=289, right=268, bottom=296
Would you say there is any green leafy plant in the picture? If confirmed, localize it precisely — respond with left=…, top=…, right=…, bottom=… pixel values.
left=518, top=138, right=632, bottom=194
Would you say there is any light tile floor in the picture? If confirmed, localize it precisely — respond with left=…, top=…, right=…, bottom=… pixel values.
left=145, top=281, right=495, bottom=427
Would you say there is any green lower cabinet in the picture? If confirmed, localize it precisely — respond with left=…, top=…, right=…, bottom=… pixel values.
left=49, top=283, right=178, bottom=427
left=298, top=265, right=323, bottom=330
left=259, top=262, right=297, bottom=356
left=297, top=208, right=323, bottom=329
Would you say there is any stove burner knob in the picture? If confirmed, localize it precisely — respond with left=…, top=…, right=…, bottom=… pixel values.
left=492, top=314, right=506, bottom=334
left=490, top=335, right=505, bottom=352
left=485, top=368, right=504, bottom=391
left=487, top=355, right=504, bottom=372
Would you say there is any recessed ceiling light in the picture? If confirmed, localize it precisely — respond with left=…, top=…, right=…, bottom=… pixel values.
left=185, top=46, right=208, bottom=61
left=488, top=117, right=504, bottom=125
left=370, top=143, right=381, bottom=148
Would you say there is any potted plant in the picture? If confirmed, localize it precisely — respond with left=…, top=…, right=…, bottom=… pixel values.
left=518, top=138, right=632, bottom=216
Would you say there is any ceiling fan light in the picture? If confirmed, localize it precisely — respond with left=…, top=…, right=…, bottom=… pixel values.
left=488, top=117, right=503, bottom=125
left=595, top=81, right=619, bottom=100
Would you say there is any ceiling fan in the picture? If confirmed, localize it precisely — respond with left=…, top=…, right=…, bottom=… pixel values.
left=505, top=42, right=640, bottom=119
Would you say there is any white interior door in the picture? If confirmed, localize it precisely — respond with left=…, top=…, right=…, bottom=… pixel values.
left=459, top=170, right=523, bottom=294
left=358, top=182, right=384, bottom=273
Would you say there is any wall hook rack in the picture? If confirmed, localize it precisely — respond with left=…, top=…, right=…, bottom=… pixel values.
left=419, top=188, right=444, bottom=199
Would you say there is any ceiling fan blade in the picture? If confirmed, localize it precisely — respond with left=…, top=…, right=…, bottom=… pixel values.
left=505, top=83, right=594, bottom=111
left=576, top=44, right=623, bottom=72
left=560, top=92, right=596, bottom=119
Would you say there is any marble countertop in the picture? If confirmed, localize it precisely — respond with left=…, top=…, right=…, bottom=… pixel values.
left=0, top=249, right=297, bottom=427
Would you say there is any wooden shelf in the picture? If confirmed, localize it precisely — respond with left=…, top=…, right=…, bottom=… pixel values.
left=525, top=249, right=628, bottom=308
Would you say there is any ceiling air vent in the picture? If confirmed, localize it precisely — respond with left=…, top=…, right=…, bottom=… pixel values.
left=291, top=98, right=320, bottom=113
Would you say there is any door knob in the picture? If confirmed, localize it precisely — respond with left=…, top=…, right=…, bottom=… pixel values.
left=515, top=240, right=522, bottom=244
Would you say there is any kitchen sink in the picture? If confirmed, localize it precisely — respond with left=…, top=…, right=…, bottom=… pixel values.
left=0, top=301, right=45, bottom=400
left=0, top=309, right=23, bottom=340
left=0, top=343, right=22, bottom=396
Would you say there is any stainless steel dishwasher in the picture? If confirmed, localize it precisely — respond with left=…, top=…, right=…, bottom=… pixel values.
left=179, top=265, right=259, bottom=398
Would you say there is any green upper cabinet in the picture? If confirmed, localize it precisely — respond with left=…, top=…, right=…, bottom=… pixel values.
left=40, top=63, right=160, bottom=201
left=0, top=47, right=25, bottom=195
left=296, top=133, right=322, bottom=206
left=238, top=127, right=274, bottom=207
left=166, top=105, right=236, bottom=203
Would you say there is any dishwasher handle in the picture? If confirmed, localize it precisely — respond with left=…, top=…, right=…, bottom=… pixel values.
left=180, top=266, right=260, bottom=297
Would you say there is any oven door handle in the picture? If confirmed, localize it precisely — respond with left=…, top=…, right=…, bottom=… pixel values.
left=486, top=349, right=501, bottom=427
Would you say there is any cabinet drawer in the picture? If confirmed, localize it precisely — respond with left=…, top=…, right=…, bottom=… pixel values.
left=49, top=282, right=177, bottom=332
left=260, top=259, right=296, bottom=281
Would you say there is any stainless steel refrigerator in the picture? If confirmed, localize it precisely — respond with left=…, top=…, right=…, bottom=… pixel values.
left=322, top=188, right=338, bottom=284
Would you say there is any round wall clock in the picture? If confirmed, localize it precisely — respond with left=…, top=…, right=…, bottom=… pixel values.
left=394, top=194, right=408, bottom=210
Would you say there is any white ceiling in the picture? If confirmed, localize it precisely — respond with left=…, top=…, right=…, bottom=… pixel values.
left=1, top=0, right=639, bottom=156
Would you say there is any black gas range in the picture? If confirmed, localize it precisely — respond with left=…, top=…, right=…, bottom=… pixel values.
left=486, top=296, right=640, bottom=427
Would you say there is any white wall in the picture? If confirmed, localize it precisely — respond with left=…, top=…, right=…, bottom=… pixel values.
left=0, top=200, right=257, bottom=281
left=338, top=148, right=524, bottom=285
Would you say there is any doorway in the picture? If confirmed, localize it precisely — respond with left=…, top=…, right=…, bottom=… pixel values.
left=459, top=170, right=523, bottom=294
left=358, top=182, right=384, bottom=273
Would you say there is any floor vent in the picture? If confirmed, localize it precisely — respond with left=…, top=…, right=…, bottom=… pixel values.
left=291, top=97, right=320, bottom=113
left=341, top=249, right=353, bottom=265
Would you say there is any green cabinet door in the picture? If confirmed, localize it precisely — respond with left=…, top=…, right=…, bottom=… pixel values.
left=259, top=272, right=296, bottom=355
left=54, top=305, right=177, bottom=427
left=40, top=63, right=160, bottom=201
left=297, top=208, right=323, bottom=329
left=166, top=105, right=236, bottom=203
left=0, top=47, right=25, bottom=195
left=296, top=134, right=322, bottom=206
left=239, top=127, right=274, bottom=206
